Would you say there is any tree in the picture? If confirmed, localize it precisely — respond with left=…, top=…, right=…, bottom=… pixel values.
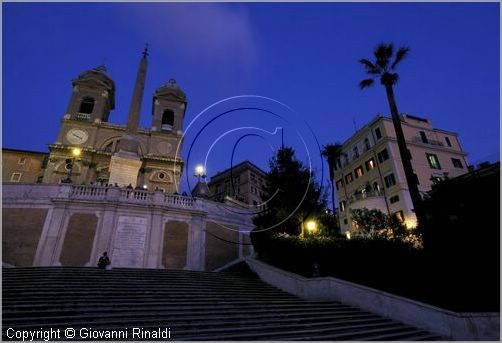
left=358, top=43, right=423, bottom=225
left=350, top=208, right=422, bottom=248
left=321, top=143, right=342, bottom=215
left=253, top=146, right=327, bottom=236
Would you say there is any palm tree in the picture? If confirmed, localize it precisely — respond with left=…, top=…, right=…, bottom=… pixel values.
left=358, top=43, right=423, bottom=224
left=321, top=143, right=342, bottom=214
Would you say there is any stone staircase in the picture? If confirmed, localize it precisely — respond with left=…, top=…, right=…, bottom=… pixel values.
left=2, top=267, right=442, bottom=340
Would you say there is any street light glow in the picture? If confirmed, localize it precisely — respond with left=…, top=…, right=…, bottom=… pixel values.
left=72, top=147, right=82, bottom=157
left=195, top=165, right=205, bottom=175
left=305, top=220, right=317, bottom=233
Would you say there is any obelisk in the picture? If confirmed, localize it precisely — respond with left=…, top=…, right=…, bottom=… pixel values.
left=108, top=46, right=149, bottom=187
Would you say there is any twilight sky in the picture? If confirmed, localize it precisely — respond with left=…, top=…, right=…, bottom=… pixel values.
left=2, top=2, right=500, bottom=196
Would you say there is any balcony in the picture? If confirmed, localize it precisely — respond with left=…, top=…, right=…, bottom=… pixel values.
left=410, top=136, right=444, bottom=147
left=74, top=113, right=91, bottom=121
left=347, top=189, right=384, bottom=204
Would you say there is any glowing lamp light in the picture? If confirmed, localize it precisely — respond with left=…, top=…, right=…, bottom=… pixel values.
left=142, top=185, right=148, bottom=189
left=345, top=231, right=351, bottom=240
left=195, top=165, right=205, bottom=175
left=72, top=147, right=82, bottom=157
left=404, top=218, right=417, bottom=229
left=305, top=220, right=318, bottom=233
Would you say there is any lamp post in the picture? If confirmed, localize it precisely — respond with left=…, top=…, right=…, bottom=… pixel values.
left=194, top=164, right=206, bottom=182
left=62, top=147, right=81, bottom=184
left=301, top=219, right=318, bottom=238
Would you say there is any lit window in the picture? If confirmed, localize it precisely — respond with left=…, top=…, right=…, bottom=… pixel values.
left=373, top=182, right=380, bottom=192
left=452, top=158, right=463, bottom=169
left=365, top=158, right=375, bottom=171
left=445, top=137, right=452, bottom=147
left=335, top=179, right=343, bottom=191
left=18, top=157, right=26, bottom=165
left=426, top=153, right=441, bottom=170
left=377, top=149, right=389, bottom=163
left=345, top=173, right=353, bottom=184
left=394, top=210, right=405, bottom=223
left=384, top=173, right=396, bottom=188
left=375, top=127, right=382, bottom=140
left=354, top=166, right=363, bottom=178
left=10, top=172, right=22, bottom=182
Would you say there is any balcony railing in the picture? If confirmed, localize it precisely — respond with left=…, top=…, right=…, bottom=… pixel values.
left=69, top=185, right=197, bottom=209
left=347, top=189, right=384, bottom=204
left=411, top=136, right=444, bottom=147
left=74, top=112, right=91, bottom=121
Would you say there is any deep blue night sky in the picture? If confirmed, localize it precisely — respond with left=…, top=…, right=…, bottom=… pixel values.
left=3, top=3, right=500, bottom=196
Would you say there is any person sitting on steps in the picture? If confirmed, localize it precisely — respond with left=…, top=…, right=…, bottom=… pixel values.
left=97, top=252, right=111, bottom=269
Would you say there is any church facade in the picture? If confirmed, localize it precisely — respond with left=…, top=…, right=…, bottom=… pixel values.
left=42, top=48, right=186, bottom=192
left=2, top=50, right=255, bottom=270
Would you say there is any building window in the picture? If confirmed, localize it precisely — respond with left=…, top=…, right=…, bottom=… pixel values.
left=79, top=97, right=95, bottom=114
left=375, top=127, right=382, bottom=140
left=365, top=158, right=375, bottom=171
left=452, top=158, right=463, bottom=168
left=343, top=218, right=348, bottom=225
left=445, top=137, right=452, bottom=147
left=353, top=146, right=359, bottom=159
left=394, top=210, right=405, bottom=223
left=18, top=157, right=27, bottom=165
left=377, top=148, right=389, bottom=163
left=335, top=179, right=343, bottom=191
left=339, top=201, right=346, bottom=212
left=345, top=173, right=353, bottom=184
left=364, top=138, right=371, bottom=151
left=426, top=153, right=442, bottom=169
left=384, top=173, right=396, bottom=188
left=373, top=182, right=380, bottom=192
left=158, top=172, right=165, bottom=180
left=10, top=172, right=22, bottom=182
left=161, top=109, right=175, bottom=131
left=419, top=131, right=428, bottom=144
left=389, top=195, right=400, bottom=204
left=354, top=166, right=364, bottom=178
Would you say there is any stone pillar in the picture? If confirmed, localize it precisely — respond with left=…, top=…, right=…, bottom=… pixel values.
left=186, top=216, right=206, bottom=271
left=33, top=206, right=69, bottom=266
left=92, top=207, right=117, bottom=262
left=145, top=210, right=164, bottom=268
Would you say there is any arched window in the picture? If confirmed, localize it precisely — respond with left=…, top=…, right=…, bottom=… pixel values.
left=161, top=110, right=174, bottom=131
left=79, top=97, right=95, bottom=114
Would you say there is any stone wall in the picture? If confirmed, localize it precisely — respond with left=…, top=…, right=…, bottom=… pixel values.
left=59, top=213, right=98, bottom=266
left=2, top=184, right=254, bottom=270
left=2, top=208, right=48, bottom=267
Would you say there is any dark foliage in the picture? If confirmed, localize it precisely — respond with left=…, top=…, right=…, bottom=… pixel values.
left=253, top=146, right=327, bottom=236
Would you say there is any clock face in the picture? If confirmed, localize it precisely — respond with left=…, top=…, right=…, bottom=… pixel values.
left=66, top=128, right=89, bottom=145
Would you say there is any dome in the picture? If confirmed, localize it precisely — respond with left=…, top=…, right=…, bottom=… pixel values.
left=75, top=65, right=115, bottom=91
left=154, top=78, right=187, bottom=103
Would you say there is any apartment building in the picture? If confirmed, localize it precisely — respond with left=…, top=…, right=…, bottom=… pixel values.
left=333, top=114, right=468, bottom=234
left=208, top=160, right=267, bottom=208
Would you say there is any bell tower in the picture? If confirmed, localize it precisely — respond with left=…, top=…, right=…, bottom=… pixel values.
left=152, top=79, right=187, bottom=134
left=64, top=65, right=115, bottom=122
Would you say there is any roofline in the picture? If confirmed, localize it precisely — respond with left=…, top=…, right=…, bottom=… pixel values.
left=2, top=147, right=48, bottom=155
left=209, top=160, right=267, bottom=183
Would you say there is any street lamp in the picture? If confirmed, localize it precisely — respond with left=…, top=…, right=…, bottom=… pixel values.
left=302, top=219, right=318, bottom=237
left=62, top=147, right=82, bottom=184
left=194, top=164, right=206, bottom=182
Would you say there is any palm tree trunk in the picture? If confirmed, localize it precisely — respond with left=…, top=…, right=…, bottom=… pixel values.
left=384, top=84, right=423, bottom=224
left=331, top=181, right=336, bottom=214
